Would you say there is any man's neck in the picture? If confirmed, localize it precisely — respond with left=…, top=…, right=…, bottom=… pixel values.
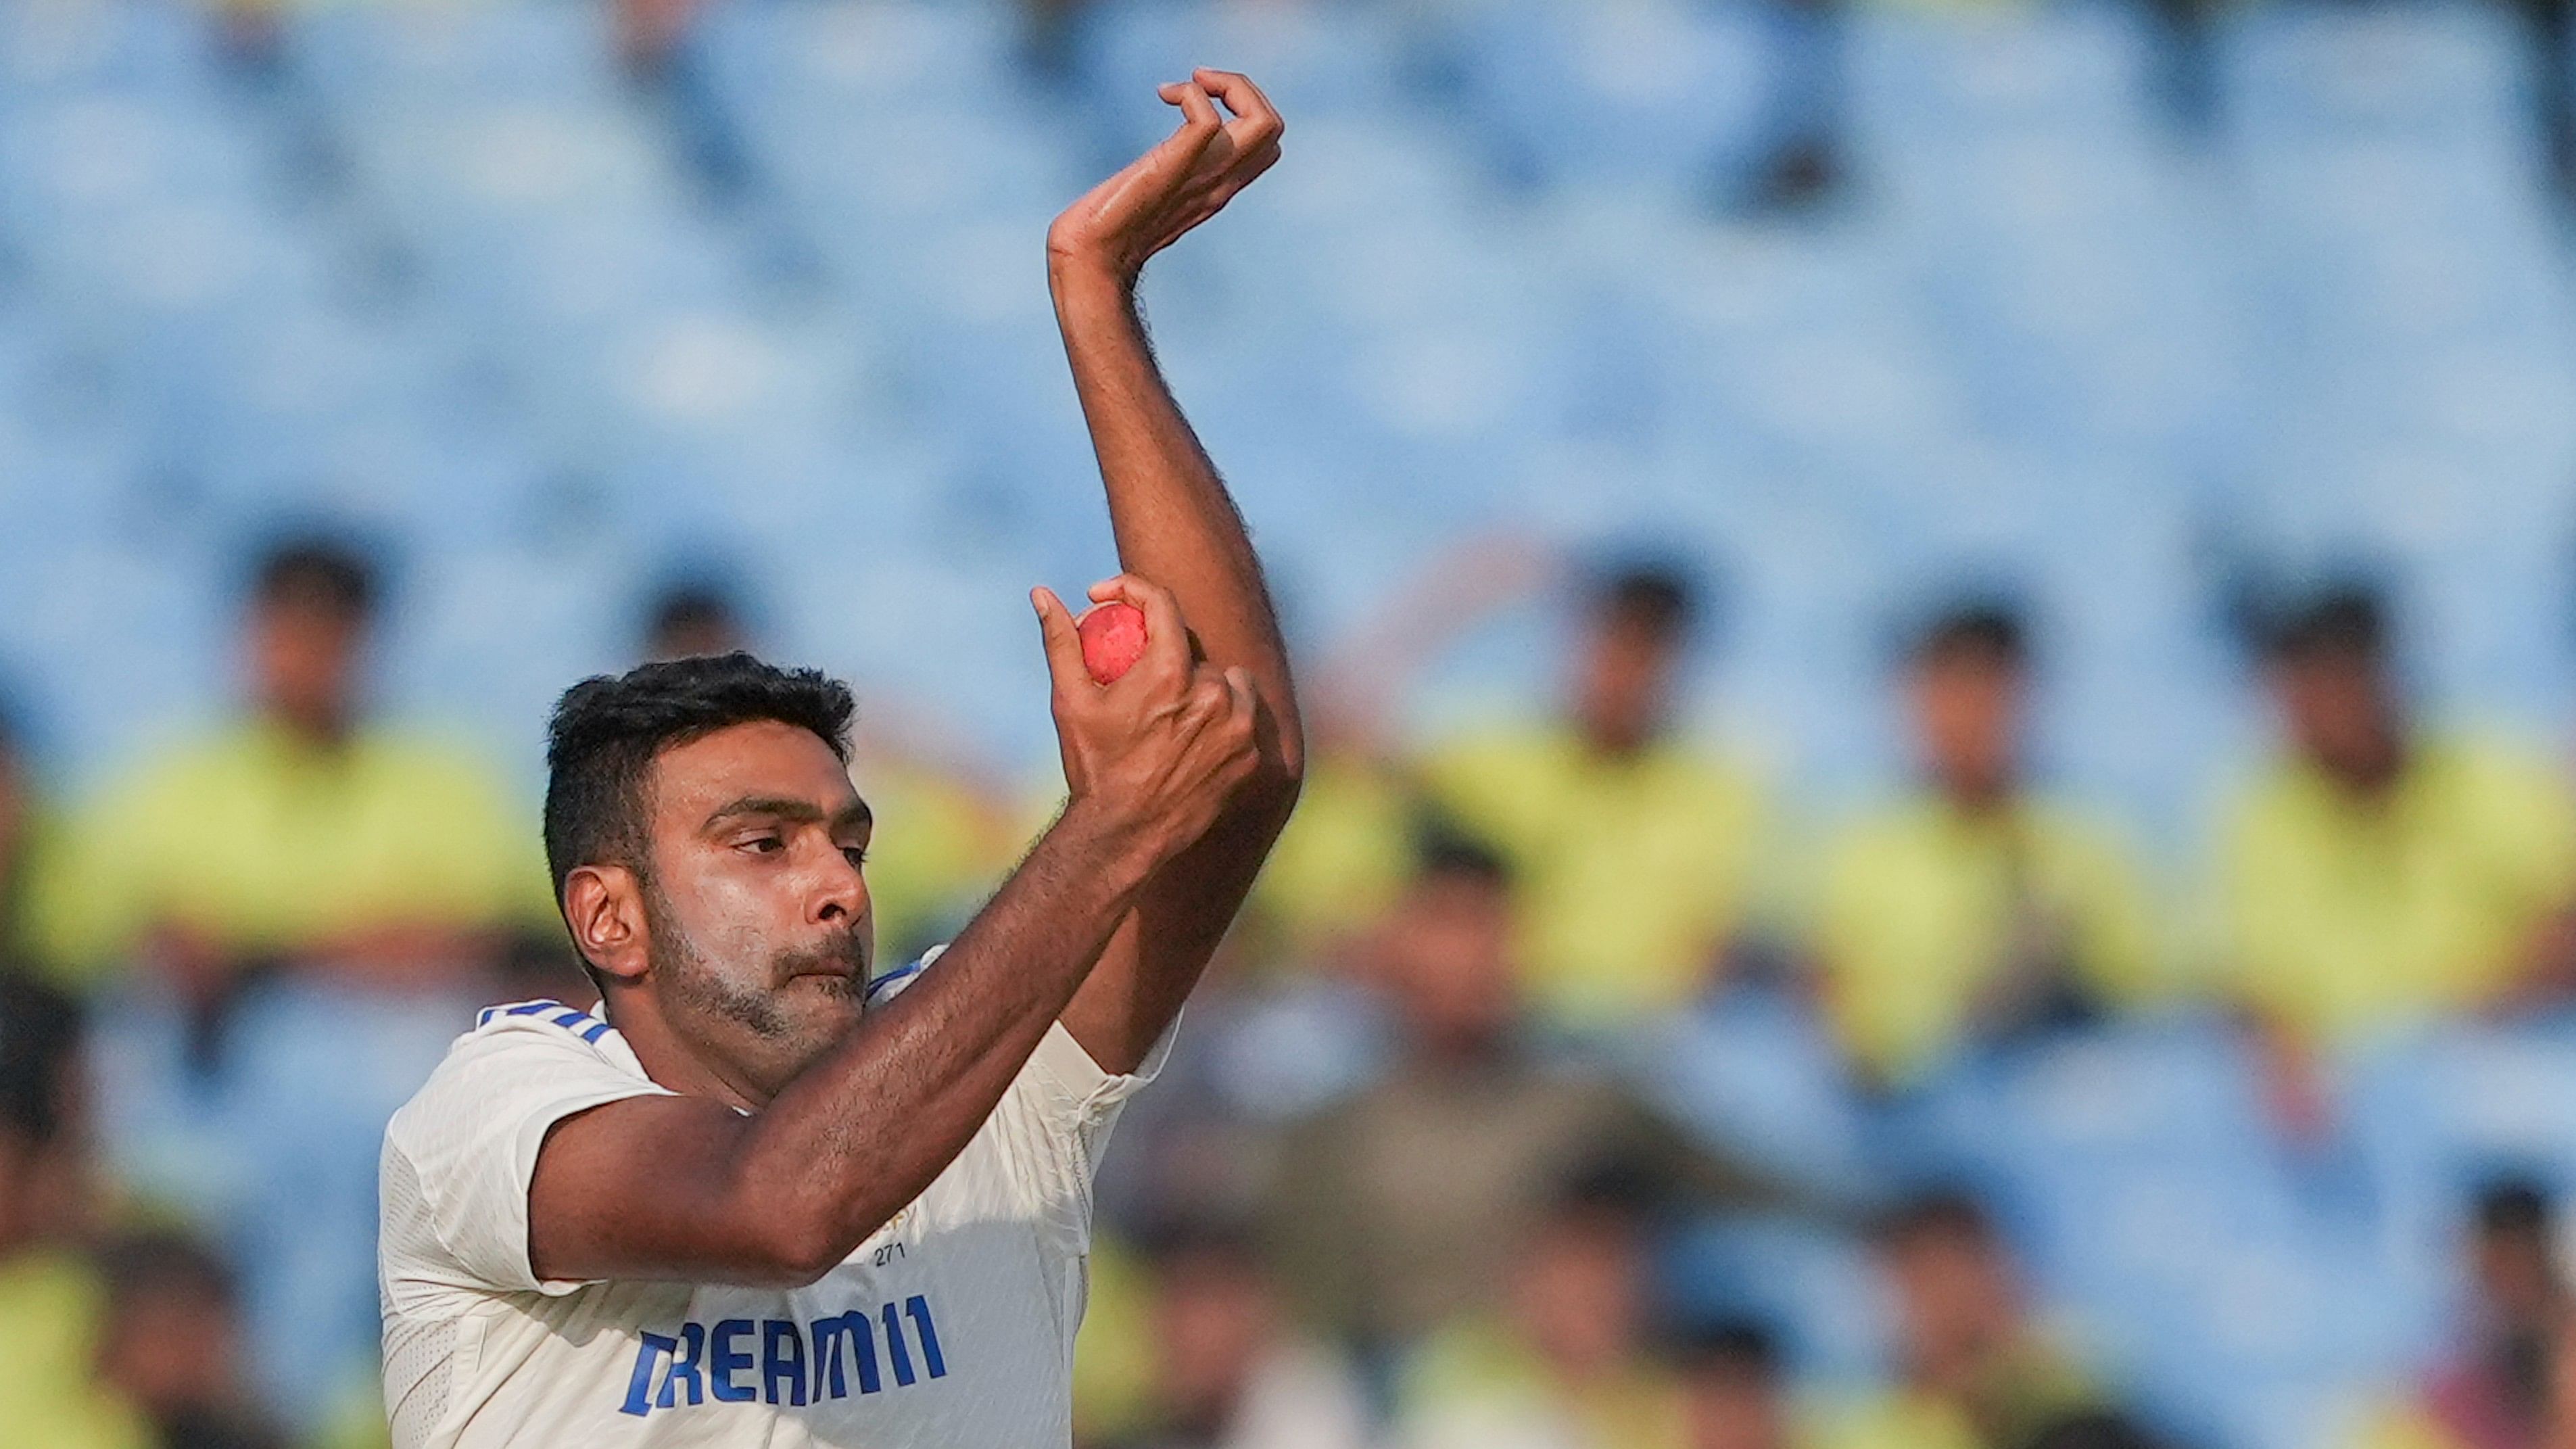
left=602, top=997, right=775, bottom=1114
left=1404, top=1029, right=1519, bottom=1082
left=2319, top=735, right=2408, bottom=801
left=1936, top=774, right=2018, bottom=818
left=1577, top=721, right=1659, bottom=761
left=262, top=705, right=354, bottom=753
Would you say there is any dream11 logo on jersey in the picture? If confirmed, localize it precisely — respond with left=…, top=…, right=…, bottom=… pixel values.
left=619, top=1295, right=949, bottom=1417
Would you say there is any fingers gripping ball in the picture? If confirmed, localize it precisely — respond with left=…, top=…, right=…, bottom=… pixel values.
left=1076, top=602, right=1149, bottom=684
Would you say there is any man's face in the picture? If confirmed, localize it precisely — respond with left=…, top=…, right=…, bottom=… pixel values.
left=638, top=721, right=875, bottom=1097
left=2268, top=649, right=2398, bottom=782
left=1572, top=617, right=1680, bottom=755
left=1378, top=873, right=1517, bottom=1055
left=0, top=742, right=26, bottom=876
left=1887, top=1226, right=2021, bottom=1374
left=1152, top=1252, right=1273, bottom=1425
left=1512, top=1212, right=1647, bottom=1381
left=1686, top=1361, right=1790, bottom=1449
left=246, top=598, right=365, bottom=736
left=101, top=1279, right=241, bottom=1418
left=1907, top=652, right=2026, bottom=803
left=2476, top=1225, right=2562, bottom=1329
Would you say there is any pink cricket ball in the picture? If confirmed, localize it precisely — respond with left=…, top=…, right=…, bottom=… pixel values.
left=1076, top=601, right=1149, bottom=684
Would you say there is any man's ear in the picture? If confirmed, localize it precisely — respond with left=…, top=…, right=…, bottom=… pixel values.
left=563, top=865, right=650, bottom=986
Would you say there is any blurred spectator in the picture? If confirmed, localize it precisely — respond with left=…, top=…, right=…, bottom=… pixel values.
left=2016, top=1412, right=2170, bottom=1449
left=1678, top=1320, right=1807, bottom=1449
left=23, top=536, right=553, bottom=1000
left=1393, top=1168, right=1689, bottom=1449
left=0, top=694, right=66, bottom=974
left=1738, top=0, right=1848, bottom=214
left=1811, top=600, right=2162, bottom=1088
left=2216, top=584, right=2576, bottom=1054
left=640, top=577, right=753, bottom=663
left=613, top=0, right=704, bottom=76
left=208, top=0, right=285, bottom=73
left=863, top=754, right=1016, bottom=966
left=1818, top=1191, right=2105, bottom=1449
left=1266, top=839, right=1801, bottom=1354
left=1421, top=561, right=1773, bottom=1028
left=1020, top=0, right=1107, bottom=80
left=2141, top=0, right=2217, bottom=135
left=2362, top=1178, right=2567, bottom=1449
left=1258, top=538, right=1558, bottom=972
left=1090, top=920, right=1383, bottom=1236
left=2522, top=0, right=2576, bottom=197
left=0, top=974, right=150, bottom=1448
left=1093, top=1218, right=1373, bottom=1449
left=94, top=1232, right=285, bottom=1449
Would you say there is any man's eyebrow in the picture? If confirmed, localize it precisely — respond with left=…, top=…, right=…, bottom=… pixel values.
left=703, top=796, right=872, bottom=831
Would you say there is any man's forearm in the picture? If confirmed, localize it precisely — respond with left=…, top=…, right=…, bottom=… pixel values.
left=1051, top=263, right=1302, bottom=785
left=723, top=799, right=1162, bottom=1272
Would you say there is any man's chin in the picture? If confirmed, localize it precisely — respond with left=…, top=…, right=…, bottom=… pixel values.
left=771, top=989, right=865, bottom=1074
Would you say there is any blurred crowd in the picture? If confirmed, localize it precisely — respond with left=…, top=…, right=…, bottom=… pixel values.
left=7, top=517, right=2576, bottom=1449
left=8, top=1, right=2576, bottom=1448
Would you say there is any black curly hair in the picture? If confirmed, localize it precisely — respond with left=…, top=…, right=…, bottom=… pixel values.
left=542, top=652, right=856, bottom=905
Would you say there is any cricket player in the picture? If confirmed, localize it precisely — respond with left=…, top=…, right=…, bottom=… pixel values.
left=378, top=70, right=1297, bottom=1448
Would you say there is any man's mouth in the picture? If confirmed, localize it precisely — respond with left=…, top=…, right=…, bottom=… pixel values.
left=777, top=934, right=869, bottom=988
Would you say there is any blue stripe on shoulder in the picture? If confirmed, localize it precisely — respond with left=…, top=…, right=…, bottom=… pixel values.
left=477, top=999, right=565, bottom=1028
left=865, top=959, right=926, bottom=1002
left=475, top=1000, right=610, bottom=1046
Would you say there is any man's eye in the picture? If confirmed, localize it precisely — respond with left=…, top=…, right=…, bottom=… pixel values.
left=744, top=836, right=784, bottom=854
left=841, top=847, right=869, bottom=870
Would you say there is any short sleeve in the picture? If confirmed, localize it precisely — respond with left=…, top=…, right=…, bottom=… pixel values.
left=1004, top=1020, right=1174, bottom=1254
left=869, top=946, right=1173, bottom=1253
left=383, top=1017, right=672, bottom=1297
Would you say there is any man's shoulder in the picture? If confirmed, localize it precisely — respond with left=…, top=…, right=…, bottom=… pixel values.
left=2416, top=732, right=2572, bottom=802
left=95, top=721, right=262, bottom=802
left=386, top=999, right=637, bottom=1147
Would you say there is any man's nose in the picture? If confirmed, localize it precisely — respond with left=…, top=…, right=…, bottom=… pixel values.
left=810, top=845, right=868, bottom=926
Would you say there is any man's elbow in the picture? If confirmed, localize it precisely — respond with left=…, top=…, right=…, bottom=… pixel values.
left=1243, top=742, right=1304, bottom=834
left=736, top=1238, right=846, bottom=1291
left=732, top=1204, right=879, bottom=1289
left=1259, top=696, right=1308, bottom=799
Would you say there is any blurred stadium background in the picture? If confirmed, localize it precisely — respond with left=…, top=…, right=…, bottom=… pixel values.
left=10, top=1, right=2576, bottom=1448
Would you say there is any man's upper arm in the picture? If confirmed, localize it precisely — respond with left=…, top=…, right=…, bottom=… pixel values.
left=523, top=1091, right=792, bottom=1287
left=389, top=1022, right=679, bottom=1295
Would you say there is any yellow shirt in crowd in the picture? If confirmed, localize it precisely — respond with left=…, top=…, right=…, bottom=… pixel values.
left=23, top=719, right=554, bottom=982
left=1396, top=1319, right=1689, bottom=1449
left=2351, top=1405, right=2471, bottom=1449
left=0, top=1250, right=151, bottom=1449
left=1422, top=726, right=1769, bottom=1025
left=848, top=755, right=1016, bottom=966
left=1254, top=753, right=1421, bottom=961
left=1814, top=1392, right=1990, bottom=1449
left=1813, top=794, right=2162, bottom=1085
left=2218, top=736, right=2576, bottom=1047
left=1812, top=1343, right=2098, bottom=1449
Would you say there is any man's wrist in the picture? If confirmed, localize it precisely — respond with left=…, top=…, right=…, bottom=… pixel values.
left=1046, top=247, right=1137, bottom=312
left=1048, top=793, right=1172, bottom=898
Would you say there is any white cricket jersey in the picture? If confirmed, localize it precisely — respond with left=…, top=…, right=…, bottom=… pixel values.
left=377, top=957, right=1164, bottom=1448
